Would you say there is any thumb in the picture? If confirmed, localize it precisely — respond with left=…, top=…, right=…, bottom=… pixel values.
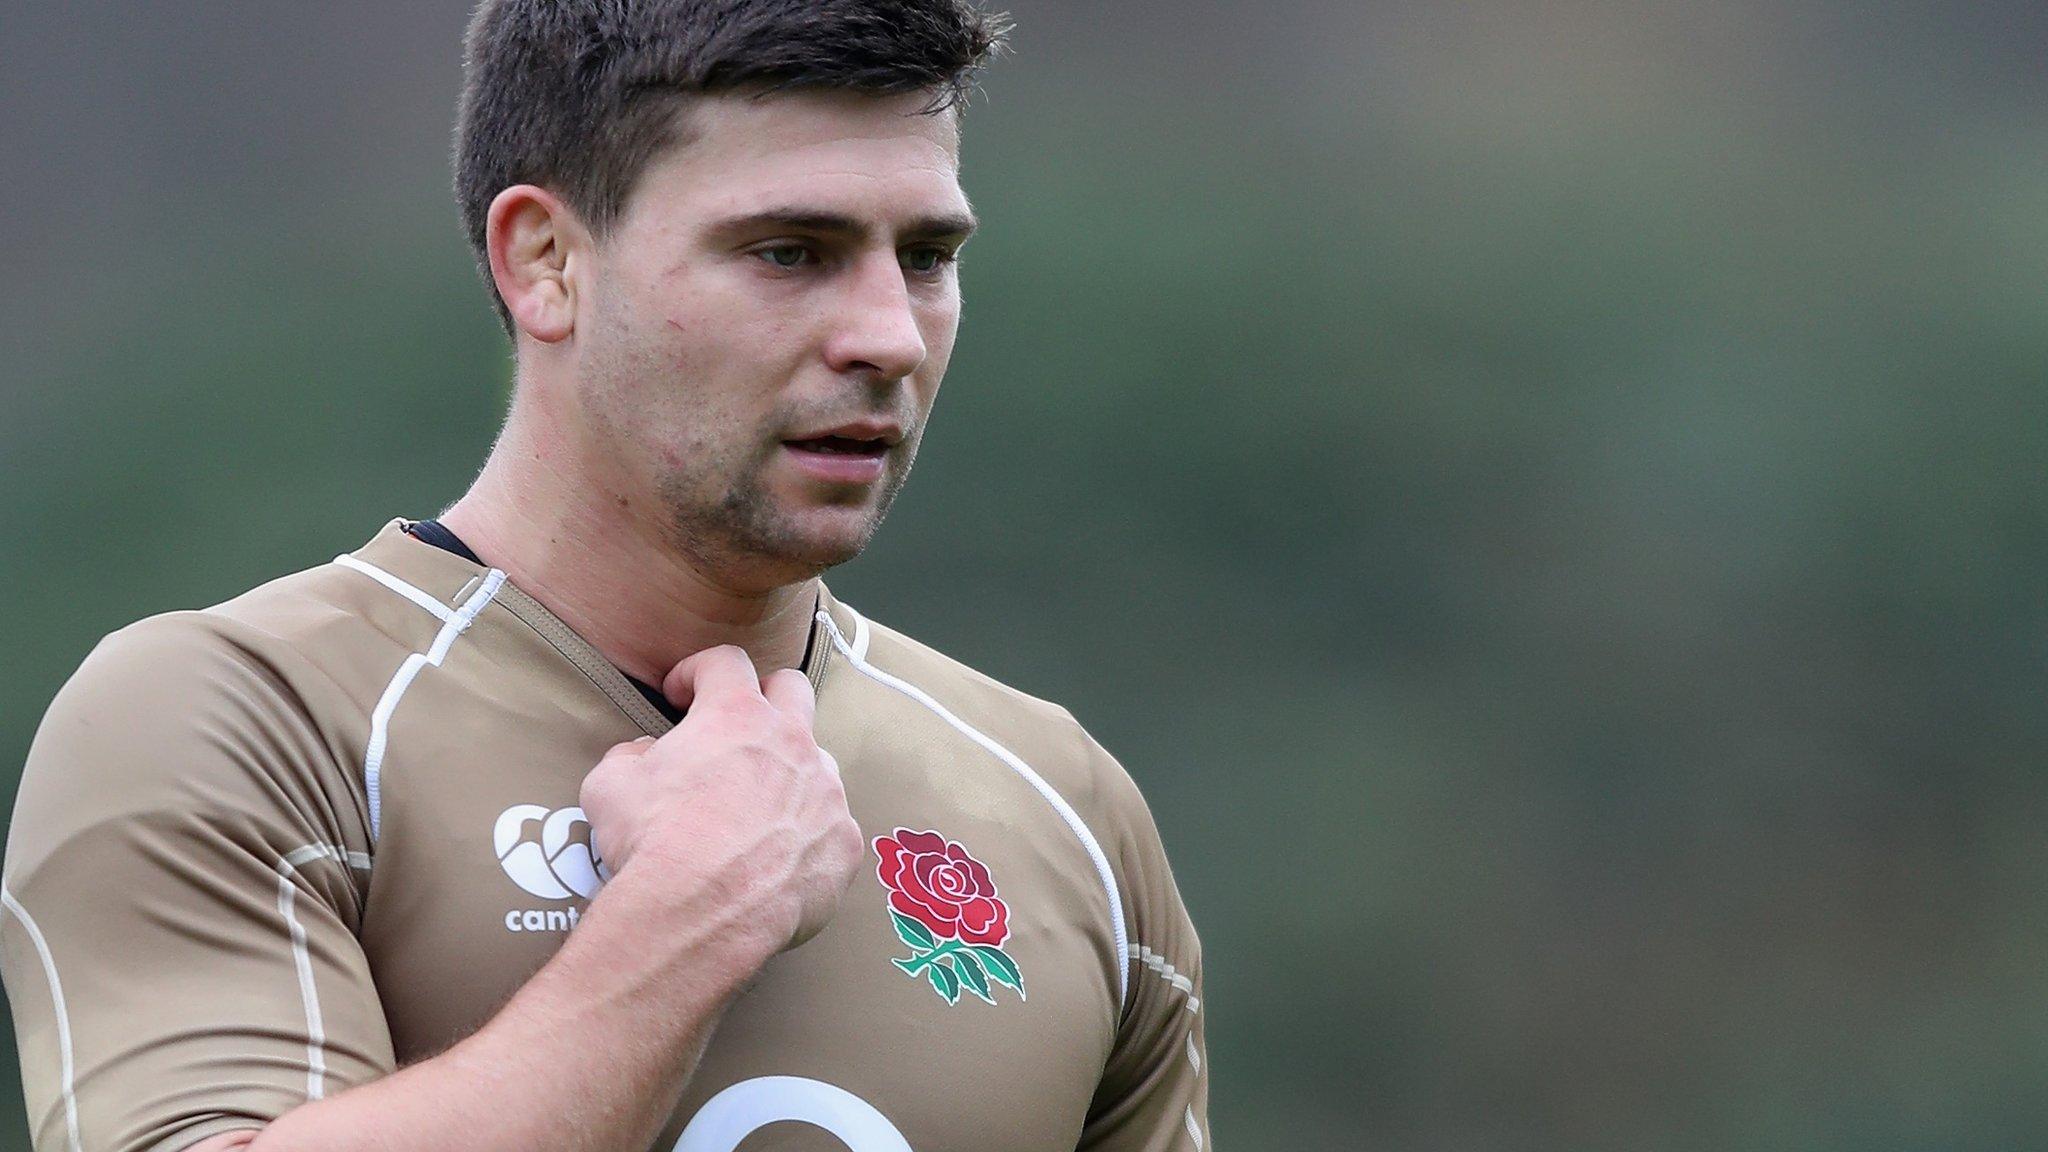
left=661, top=644, right=762, bottom=712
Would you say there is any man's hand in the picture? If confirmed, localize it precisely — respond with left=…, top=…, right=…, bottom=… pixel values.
left=580, top=645, right=863, bottom=955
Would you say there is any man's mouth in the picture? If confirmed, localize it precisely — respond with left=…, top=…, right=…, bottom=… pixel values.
left=782, top=435, right=891, bottom=459
left=779, top=426, right=899, bottom=485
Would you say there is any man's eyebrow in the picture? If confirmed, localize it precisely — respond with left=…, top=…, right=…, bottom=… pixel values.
left=707, top=208, right=980, bottom=242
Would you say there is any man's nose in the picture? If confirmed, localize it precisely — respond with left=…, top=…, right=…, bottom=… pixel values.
left=821, top=254, right=928, bottom=381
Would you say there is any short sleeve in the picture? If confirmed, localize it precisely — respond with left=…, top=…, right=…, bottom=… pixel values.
left=1079, top=735, right=1211, bottom=1151
left=1, top=615, right=394, bottom=1152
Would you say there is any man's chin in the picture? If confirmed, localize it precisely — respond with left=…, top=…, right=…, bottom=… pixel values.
left=658, top=472, right=893, bottom=584
left=695, top=508, right=884, bottom=588
left=773, top=512, right=883, bottom=572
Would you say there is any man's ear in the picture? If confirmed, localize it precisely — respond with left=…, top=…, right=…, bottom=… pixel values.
left=486, top=184, right=588, bottom=344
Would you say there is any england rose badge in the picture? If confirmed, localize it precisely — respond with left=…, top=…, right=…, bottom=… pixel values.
left=874, top=828, right=1026, bottom=1005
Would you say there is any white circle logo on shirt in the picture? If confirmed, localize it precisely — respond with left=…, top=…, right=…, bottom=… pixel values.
left=675, top=1077, right=911, bottom=1152
left=493, top=804, right=605, bottom=900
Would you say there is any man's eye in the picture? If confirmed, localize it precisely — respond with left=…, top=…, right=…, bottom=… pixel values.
left=902, top=247, right=954, bottom=274
left=758, top=244, right=812, bottom=269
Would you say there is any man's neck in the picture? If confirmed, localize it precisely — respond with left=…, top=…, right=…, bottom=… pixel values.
left=439, top=412, right=819, bottom=688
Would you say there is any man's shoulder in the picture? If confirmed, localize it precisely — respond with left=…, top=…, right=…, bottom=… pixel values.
left=15, top=549, right=412, bottom=875
left=854, top=613, right=1078, bottom=728
left=827, top=603, right=1145, bottom=820
left=76, top=544, right=438, bottom=700
left=30, top=525, right=463, bottom=794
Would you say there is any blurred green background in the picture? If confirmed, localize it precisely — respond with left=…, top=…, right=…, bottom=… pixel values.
left=7, top=2, right=2048, bottom=1149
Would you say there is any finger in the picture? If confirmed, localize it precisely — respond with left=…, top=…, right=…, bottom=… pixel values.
left=760, top=668, right=816, bottom=727
left=818, top=748, right=841, bottom=779
left=603, top=735, right=657, bottom=759
left=661, top=644, right=764, bottom=712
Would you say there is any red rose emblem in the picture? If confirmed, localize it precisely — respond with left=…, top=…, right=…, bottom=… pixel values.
left=874, top=828, right=1011, bottom=947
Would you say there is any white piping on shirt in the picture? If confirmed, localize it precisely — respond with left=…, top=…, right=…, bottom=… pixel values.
left=0, top=887, right=81, bottom=1152
left=359, top=567, right=506, bottom=841
left=275, top=844, right=373, bottom=1102
left=333, top=555, right=455, bottom=624
left=817, top=605, right=1131, bottom=1009
left=848, top=607, right=872, bottom=662
left=1135, top=943, right=1206, bottom=1149
left=1135, top=943, right=1201, bottom=1013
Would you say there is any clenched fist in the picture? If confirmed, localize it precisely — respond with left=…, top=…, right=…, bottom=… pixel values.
left=579, top=645, right=863, bottom=956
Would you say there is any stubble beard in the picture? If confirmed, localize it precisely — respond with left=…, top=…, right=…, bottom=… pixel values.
left=654, top=433, right=919, bottom=589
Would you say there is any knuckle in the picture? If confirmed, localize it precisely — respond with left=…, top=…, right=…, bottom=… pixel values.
left=771, top=718, right=816, bottom=757
left=747, top=723, right=812, bottom=769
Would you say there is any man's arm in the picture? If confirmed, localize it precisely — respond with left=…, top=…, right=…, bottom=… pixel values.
left=4, top=628, right=855, bottom=1152
left=1077, top=734, right=1211, bottom=1152
left=186, top=855, right=757, bottom=1152
left=240, top=854, right=764, bottom=1152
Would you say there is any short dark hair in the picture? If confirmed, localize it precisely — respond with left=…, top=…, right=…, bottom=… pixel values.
left=455, top=0, right=1010, bottom=335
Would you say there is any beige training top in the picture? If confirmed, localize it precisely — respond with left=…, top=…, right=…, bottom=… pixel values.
left=2, top=521, right=1209, bottom=1152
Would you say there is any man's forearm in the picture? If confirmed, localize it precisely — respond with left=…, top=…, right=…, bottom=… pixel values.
left=243, top=865, right=768, bottom=1152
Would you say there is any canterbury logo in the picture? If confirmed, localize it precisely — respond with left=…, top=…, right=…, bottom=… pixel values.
left=493, top=805, right=605, bottom=900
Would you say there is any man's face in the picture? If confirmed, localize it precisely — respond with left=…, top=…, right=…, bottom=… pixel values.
left=571, top=89, right=973, bottom=590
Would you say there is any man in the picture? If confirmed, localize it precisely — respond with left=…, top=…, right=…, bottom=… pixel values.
left=1, top=2, right=1208, bottom=1151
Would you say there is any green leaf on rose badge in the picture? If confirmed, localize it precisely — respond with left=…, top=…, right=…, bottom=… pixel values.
left=953, top=949, right=998, bottom=1005
left=890, top=910, right=936, bottom=951
left=874, top=828, right=1026, bottom=1007
left=926, top=958, right=962, bottom=1004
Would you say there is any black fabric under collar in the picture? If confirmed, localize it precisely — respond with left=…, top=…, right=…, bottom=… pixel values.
left=403, top=518, right=684, bottom=724
left=403, top=517, right=482, bottom=566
